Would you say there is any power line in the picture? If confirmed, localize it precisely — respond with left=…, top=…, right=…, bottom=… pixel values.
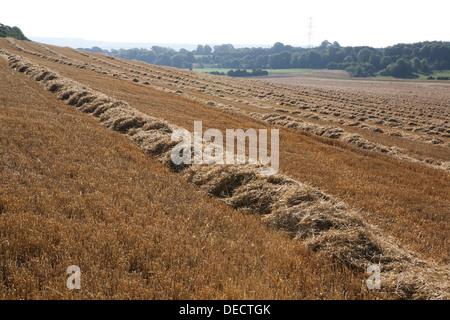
left=307, top=17, right=314, bottom=48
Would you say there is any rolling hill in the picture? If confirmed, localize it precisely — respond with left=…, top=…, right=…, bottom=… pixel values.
left=0, top=24, right=29, bottom=41
left=0, top=38, right=449, bottom=300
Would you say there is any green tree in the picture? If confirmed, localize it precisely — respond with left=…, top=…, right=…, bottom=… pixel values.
left=387, top=58, right=415, bottom=78
left=411, top=57, right=422, bottom=72
left=319, top=40, right=331, bottom=50
left=357, top=48, right=372, bottom=63
left=203, top=45, right=212, bottom=55
left=421, top=59, right=431, bottom=74
left=269, top=52, right=291, bottom=69
left=195, top=45, right=204, bottom=55
left=368, top=54, right=381, bottom=70
left=272, top=42, right=285, bottom=53
left=171, top=54, right=185, bottom=68
left=380, top=56, right=394, bottom=69
left=230, top=58, right=241, bottom=69
left=155, top=53, right=172, bottom=66
left=241, top=55, right=255, bottom=69
left=306, top=50, right=323, bottom=68
left=90, top=46, right=104, bottom=53
left=255, top=55, right=268, bottom=68
left=325, top=46, right=345, bottom=64
left=344, top=55, right=355, bottom=63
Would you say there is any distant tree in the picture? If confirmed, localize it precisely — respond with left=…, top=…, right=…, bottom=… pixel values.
left=171, top=54, right=185, bottom=68
left=213, top=44, right=234, bottom=53
left=411, top=57, right=422, bottom=72
left=384, top=44, right=404, bottom=58
left=230, top=58, right=241, bottom=69
left=344, top=55, right=355, bottom=63
left=368, top=54, right=381, bottom=70
left=269, top=51, right=291, bottom=69
left=0, top=24, right=30, bottom=40
left=403, top=47, right=413, bottom=59
left=227, top=69, right=268, bottom=77
left=387, top=58, right=415, bottom=78
left=319, top=40, right=332, bottom=50
left=357, top=48, right=372, bottom=63
left=152, top=46, right=167, bottom=55
left=326, top=46, right=345, bottom=64
left=155, top=53, right=172, bottom=66
left=255, top=55, right=268, bottom=68
left=421, top=59, right=431, bottom=74
left=306, top=50, right=323, bottom=68
left=195, top=45, right=204, bottom=55
left=380, top=55, right=394, bottom=69
left=88, top=40, right=450, bottom=76
left=203, top=45, right=212, bottom=55
left=125, top=48, right=140, bottom=60
left=290, top=52, right=302, bottom=68
left=346, top=63, right=374, bottom=77
left=90, top=46, right=104, bottom=53
left=327, top=62, right=339, bottom=70
left=209, top=71, right=225, bottom=76
left=272, top=42, right=285, bottom=53
left=137, top=51, right=156, bottom=64
left=241, top=55, right=255, bottom=69
left=291, top=50, right=323, bottom=68
left=183, top=62, right=193, bottom=70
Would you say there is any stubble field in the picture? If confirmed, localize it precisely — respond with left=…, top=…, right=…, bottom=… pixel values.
left=0, top=38, right=448, bottom=300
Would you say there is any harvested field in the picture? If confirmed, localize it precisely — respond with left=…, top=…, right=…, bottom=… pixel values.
left=1, top=38, right=449, bottom=300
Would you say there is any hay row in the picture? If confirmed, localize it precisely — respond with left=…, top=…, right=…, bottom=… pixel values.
left=250, top=113, right=450, bottom=172
left=12, top=38, right=449, bottom=146
left=6, top=39, right=258, bottom=115
left=163, top=68, right=450, bottom=142
left=1, top=50, right=448, bottom=299
left=0, top=49, right=181, bottom=158
left=10, top=39, right=447, bottom=155
left=4, top=38, right=184, bottom=96
left=174, top=85, right=450, bottom=172
left=262, top=103, right=449, bottom=146
left=239, top=79, right=450, bottom=136
left=92, top=49, right=450, bottom=145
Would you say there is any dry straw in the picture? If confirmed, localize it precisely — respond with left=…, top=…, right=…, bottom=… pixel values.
left=252, top=113, right=450, bottom=172
left=1, top=49, right=448, bottom=300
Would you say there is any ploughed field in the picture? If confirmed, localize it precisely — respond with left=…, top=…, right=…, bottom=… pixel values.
left=0, top=38, right=448, bottom=299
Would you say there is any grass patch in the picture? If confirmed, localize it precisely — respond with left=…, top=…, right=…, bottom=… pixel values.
left=192, top=67, right=316, bottom=76
left=374, top=70, right=450, bottom=80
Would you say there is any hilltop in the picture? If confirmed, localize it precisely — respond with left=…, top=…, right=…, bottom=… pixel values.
left=0, top=23, right=29, bottom=41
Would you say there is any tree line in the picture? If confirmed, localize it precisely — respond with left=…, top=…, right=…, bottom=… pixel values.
left=80, top=40, right=450, bottom=78
left=0, top=23, right=29, bottom=41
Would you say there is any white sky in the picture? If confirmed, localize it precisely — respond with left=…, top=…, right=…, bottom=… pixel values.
left=1, top=0, right=449, bottom=48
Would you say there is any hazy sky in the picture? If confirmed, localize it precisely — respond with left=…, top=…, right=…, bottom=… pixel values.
left=2, top=0, right=449, bottom=48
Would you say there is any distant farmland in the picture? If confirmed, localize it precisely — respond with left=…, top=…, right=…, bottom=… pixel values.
left=0, top=38, right=449, bottom=300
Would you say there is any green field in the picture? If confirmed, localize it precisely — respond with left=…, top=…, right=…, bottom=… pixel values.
left=192, top=68, right=316, bottom=75
left=191, top=67, right=450, bottom=81
left=374, top=70, right=450, bottom=80
left=427, top=70, right=450, bottom=78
